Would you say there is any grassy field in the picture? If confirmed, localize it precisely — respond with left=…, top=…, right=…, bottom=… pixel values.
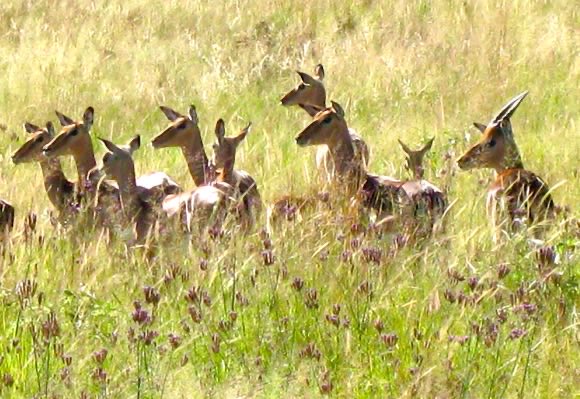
left=0, top=0, right=578, bottom=397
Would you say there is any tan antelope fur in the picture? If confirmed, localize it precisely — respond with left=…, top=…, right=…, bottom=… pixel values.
left=97, top=136, right=159, bottom=244
left=152, top=105, right=215, bottom=186
left=457, top=91, right=555, bottom=236
left=398, top=137, right=447, bottom=234
left=281, top=65, right=370, bottom=179
left=295, top=101, right=405, bottom=219
left=212, top=119, right=262, bottom=226
left=43, top=107, right=180, bottom=204
left=12, top=121, right=78, bottom=217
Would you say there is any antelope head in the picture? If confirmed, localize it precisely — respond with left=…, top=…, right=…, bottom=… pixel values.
left=398, top=137, right=434, bottom=179
left=12, top=121, right=56, bottom=164
left=152, top=105, right=201, bottom=149
left=280, top=64, right=326, bottom=116
left=43, top=107, right=94, bottom=158
left=212, top=119, right=251, bottom=172
left=98, top=136, right=141, bottom=183
left=295, top=101, right=349, bottom=148
left=457, top=91, right=528, bottom=172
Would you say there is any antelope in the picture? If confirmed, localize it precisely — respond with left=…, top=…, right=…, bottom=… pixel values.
left=212, top=118, right=262, bottom=226
left=12, top=121, right=78, bottom=218
left=397, top=138, right=447, bottom=233
left=280, top=64, right=370, bottom=179
left=153, top=106, right=261, bottom=225
left=457, top=91, right=556, bottom=236
left=42, top=107, right=180, bottom=205
left=0, top=199, right=15, bottom=234
left=96, top=136, right=159, bottom=244
left=152, top=105, right=214, bottom=186
left=295, top=101, right=405, bottom=222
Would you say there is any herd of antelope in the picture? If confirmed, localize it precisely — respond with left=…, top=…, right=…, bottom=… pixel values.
left=0, top=65, right=560, bottom=247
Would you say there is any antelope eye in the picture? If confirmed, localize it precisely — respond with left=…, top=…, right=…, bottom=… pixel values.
left=322, top=117, right=332, bottom=124
left=35, top=136, right=45, bottom=143
left=297, top=84, right=305, bottom=91
left=487, top=139, right=496, bottom=148
left=177, top=123, right=186, bottom=130
left=70, top=129, right=78, bottom=136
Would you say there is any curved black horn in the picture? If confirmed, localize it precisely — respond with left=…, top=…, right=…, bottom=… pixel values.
left=491, top=91, right=528, bottom=124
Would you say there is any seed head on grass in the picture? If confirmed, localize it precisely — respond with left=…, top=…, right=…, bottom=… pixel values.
left=508, top=328, right=527, bottom=340
left=15, top=279, right=37, bottom=305
left=291, top=277, right=304, bottom=292
left=143, top=286, right=160, bottom=306
left=497, top=263, right=511, bottom=279
left=167, top=333, right=182, bottom=349
left=92, top=348, right=108, bottom=365
left=380, top=333, right=398, bottom=347
left=211, top=333, right=220, bottom=353
left=132, top=302, right=152, bottom=325
left=304, top=288, right=319, bottom=309
left=41, top=311, right=60, bottom=342
left=188, top=306, right=202, bottom=323
left=299, top=342, right=321, bottom=361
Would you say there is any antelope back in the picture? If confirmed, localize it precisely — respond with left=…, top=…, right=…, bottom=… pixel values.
left=280, top=64, right=326, bottom=113
left=295, top=101, right=349, bottom=148
left=12, top=122, right=56, bottom=164
left=457, top=91, right=527, bottom=171
left=43, top=107, right=94, bottom=158
left=152, top=105, right=202, bottom=149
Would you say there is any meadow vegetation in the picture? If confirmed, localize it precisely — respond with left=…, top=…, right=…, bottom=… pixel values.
left=0, top=0, right=578, bottom=397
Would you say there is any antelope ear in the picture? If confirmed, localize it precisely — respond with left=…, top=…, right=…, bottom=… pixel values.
left=297, top=71, right=317, bottom=85
left=46, top=122, right=55, bottom=136
left=55, top=111, right=75, bottom=126
left=215, top=119, right=226, bottom=143
left=473, top=122, right=487, bottom=133
left=24, top=122, right=40, bottom=133
left=83, top=107, right=95, bottom=131
left=421, top=137, right=434, bottom=154
left=314, top=64, right=325, bottom=81
left=398, top=139, right=412, bottom=155
left=98, top=137, right=122, bottom=154
left=188, top=104, right=198, bottom=125
left=330, top=101, right=345, bottom=118
left=128, top=135, right=141, bottom=154
left=235, top=122, right=252, bottom=144
left=159, top=105, right=183, bottom=121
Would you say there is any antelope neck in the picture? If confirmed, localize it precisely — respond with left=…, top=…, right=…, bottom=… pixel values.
left=181, top=139, right=211, bottom=186
left=39, top=158, right=70, bottom=209
left=116, top=168, right=141, bottom=219
left=495, top=141, right=524, bottom=174
left=73, top=145, right=97, bottom=189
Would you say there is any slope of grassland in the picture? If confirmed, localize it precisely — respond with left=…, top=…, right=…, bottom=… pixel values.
left=0, top=0, right=578, bottom=397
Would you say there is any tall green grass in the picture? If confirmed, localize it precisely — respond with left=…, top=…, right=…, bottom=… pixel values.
left=0, top=1, right=578, bottom=397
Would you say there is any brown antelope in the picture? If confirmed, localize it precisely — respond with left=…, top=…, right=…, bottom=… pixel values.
left=152, top=105, right=214, bottom=186
left=42, top=107, right=180, bottom=203
left=295, top=101, right=405, bottom=220
left=212, top=119, right=262, bottom=226
left=280, top=64, right=370, bottom=178
left=0, top=199, right=15, bottom=234
left=457, top=91, right=555, bottom=236
left=397, top=138, right=447, bottom=233
left=96, top=136, right=159, bottom=244
left=12, top=121, right=78, bottom=217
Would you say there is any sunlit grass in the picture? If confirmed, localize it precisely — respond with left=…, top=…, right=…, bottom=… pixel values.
left=0, top=0, right=578, bottom=397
